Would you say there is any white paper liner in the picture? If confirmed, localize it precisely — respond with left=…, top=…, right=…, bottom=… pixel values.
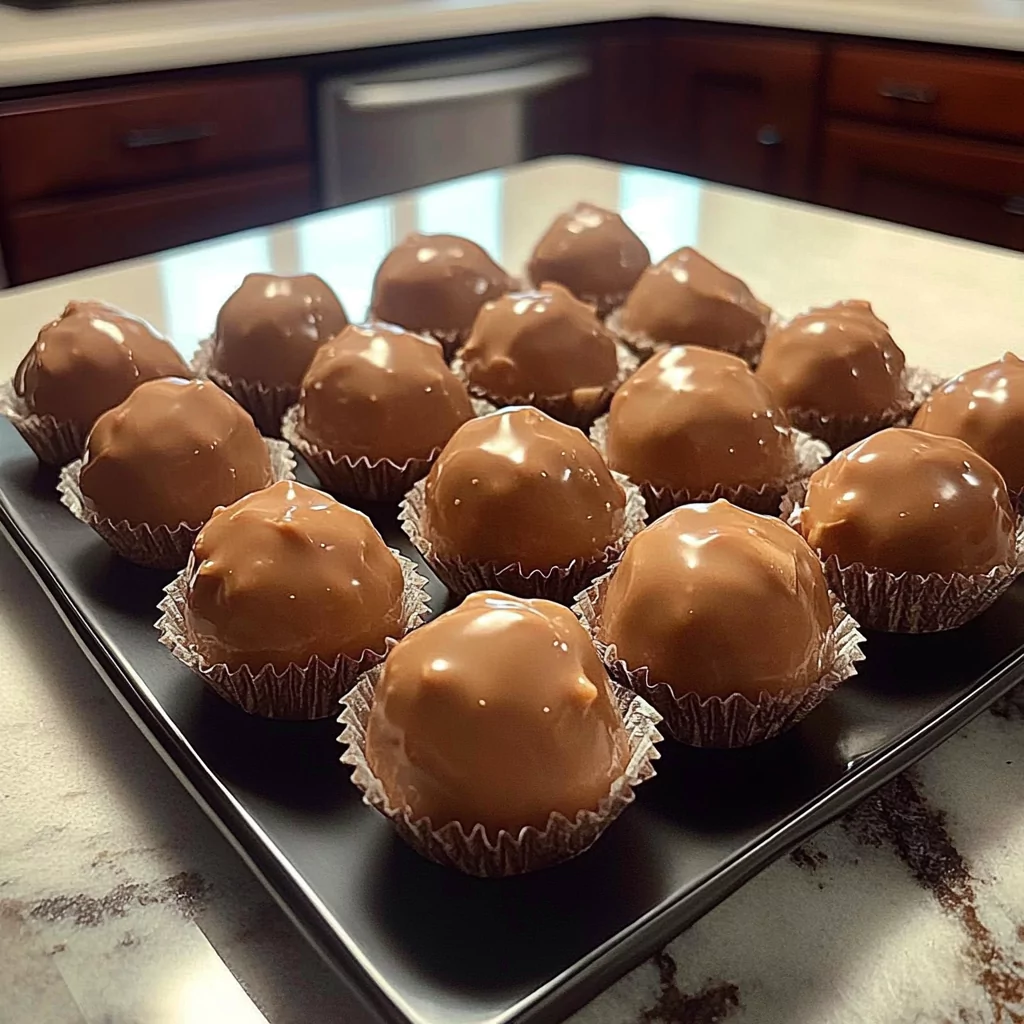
left=589, top=414, right=830, bottom=519
left=450, top=341, right=638, bottom=431
left=786, top=503, right=1024, bottom=633
left=606, top=307, right=772, bottom=366
left=338, top=671, right=662, bottom=876
left=574, top=569, right=865, bottom=747
left=777, top=364, right=942, bottom=454
left=57, top=438, right=296, bottom=570
left=0, top=378, right=89, bottom=467
left=191, top=336, right=299, bottom=439
left=399, top=470, right=648, bottom=603
left=156, top=551, right=430, bottom=719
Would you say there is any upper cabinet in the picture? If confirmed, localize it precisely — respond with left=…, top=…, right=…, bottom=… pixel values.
left=654, top=31, right=824, bottom=199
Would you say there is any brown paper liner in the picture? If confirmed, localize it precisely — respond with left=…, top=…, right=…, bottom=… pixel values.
left=155, top=552, right=431, bottom=719
left=450, top=342, right=638, bottom=431
left=605, top=307, right=773, bottom=366
left=399, top=470, right=647, bottom=603
left=590, top=414, right=830, bottom=520
left=787, top=503, right=1024, bottom=633
left=1, top=379, right=89, bottom=467
left=574, top=570, right=865, bottom=747
left=338, top=671, right=662, bottom=876
left=191, top=337, right=298, bottom=439
left=57, top=438, right=296, bottom=570
left=777, top=364, right=943, bottom=453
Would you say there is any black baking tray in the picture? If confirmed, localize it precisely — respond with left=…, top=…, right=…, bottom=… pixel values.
left=3, top=417, right=1024, bottom=1024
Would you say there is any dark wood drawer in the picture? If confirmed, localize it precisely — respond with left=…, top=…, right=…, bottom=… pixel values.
left=0, top=74, right=310, bottom=204
left=5, top=164, right=314, bottom=285
left=828, top=45, right=1024, bottom=143
left=820, top=121, right=1024, bottom=251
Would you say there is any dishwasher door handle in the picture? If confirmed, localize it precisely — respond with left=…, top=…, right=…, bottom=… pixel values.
left=340, top=55, right=589, bottom=111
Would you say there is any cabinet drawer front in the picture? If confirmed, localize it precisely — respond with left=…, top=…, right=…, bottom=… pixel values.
left=6, top=164, right=313, bottom=285
left=0, top=74, right=309, bottom=204
left=821, top=121, right=1024, bottom=251
left=828, top=45, right=1024, bottom=142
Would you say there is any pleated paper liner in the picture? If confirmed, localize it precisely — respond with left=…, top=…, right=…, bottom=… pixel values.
left=156, top=551, right=431, bottom=719
left=0, top=379, right=89, bottom=467
left=191, top=337, right=297, bottom=439
left=786, top=502, right=1024, bottom=633
left=398, top=470, right=648, bottom=604
left=573, top=569, right=866, bottom=747
left=338, top=669, right=662, bottom=876
left=605, top=307, right=773, bottom=366
left=57, top=438, right=296, bottom=571
left=777, top=364, right=945, bottom=454
left=589, top=414, right=830, bottom=519
left=450, top=342, right=639, bottom=431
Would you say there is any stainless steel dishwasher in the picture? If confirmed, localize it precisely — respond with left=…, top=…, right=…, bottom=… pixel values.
left=318, top=44, right=591, bottom=208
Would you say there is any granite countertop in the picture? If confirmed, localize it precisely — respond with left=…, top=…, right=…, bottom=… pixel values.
left=2, top=158, right=1024, bottom=1023
left=0, top=0, right=1023, bottom=88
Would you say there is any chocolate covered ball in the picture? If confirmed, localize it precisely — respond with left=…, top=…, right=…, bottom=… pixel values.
left=527, top=203, right=650, bottom=314
left=297, top=322, right=473, bottom=462
left=599, top=500, right=834, bottom=699
left=616, top=247, right=770, bottom=354
left=365, top=590, right=629, bottom=835
left=370, top=233, right=514, bottom=348
left=912, top=353, right=1024, bottom=494
left=606, top=345, right=794, bottom=495
left=757, top=301, right=909, bottom=420
left=459, top=283, right=618, bottom=405
left=211, top=273, right=348, bottom=387
left=185, top=480, right=404, bottom=671
left=799, top=428, right=1016, bottom=575
left=14, top=300, right=188, bottom=430
left=80, top=377, right=272, bottom=528
left=423, top=407, right=626, bottom=571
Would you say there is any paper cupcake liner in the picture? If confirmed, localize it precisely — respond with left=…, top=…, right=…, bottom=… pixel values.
left=590, top=415, right=830, bottom=519
left=57, top=438, right=296, bottom=570
left=787, top=503, right=1024, bottom=633
left=779, top=364, right=942, bottom=453
left=605, top=308, right=772, bottom=366
left=450, top=342, right=638, bottom=431
left=573, top=570, right=865, bottom=747
left=338, top=670, right=662, bottom=876
left=191, top=337, right=299, bottom=439
left=155, top=552, right=431, bottom=719
left=398, top=470, right=647, bottom=604
left=0, top=379, right=90, bottom=467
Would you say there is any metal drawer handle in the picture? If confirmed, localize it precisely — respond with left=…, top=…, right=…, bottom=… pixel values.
left=1004, top=196, right=1024, bottom=216
left=341, top=56, right=589, bottom=111
left=756, top=124, right=782, bottom=146
left=877, top=80, right=937, bottom=104
left=123, top=123, right=217, bottom=149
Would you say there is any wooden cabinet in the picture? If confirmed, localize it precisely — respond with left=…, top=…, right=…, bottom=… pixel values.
left=821, top=121, right=1024, bottom=250
left=654, top=32, right=824, bottom=199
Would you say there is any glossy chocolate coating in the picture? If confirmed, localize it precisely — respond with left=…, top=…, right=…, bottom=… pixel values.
left=527, top=203, right=650, bottom=307
left=211, top=273, right=348, bottom=387
left=370, top=233, right=514, bottom=337
left=80, top=377, right=272, bottom=528
left=606, top=345, right=794, bottom=493
left=14, top=300, right=188, bottom=429
left=912, top=353, right=1024, bottom=494
left=757, top=300, right=909, bottom=418
left=298, top=322, right=473, bottom=461
left=365, top=590, right=629, bottom=835
left=800, top=428, right=1016, bottom=575
left=423, top=407, right=626, bottom=571
left=617, top=247, right=770, bottom=351
left=600, top=500, right=834, bottom=699
left=460, top=283, right=619, bottom=402
left=185, top=480, right=404, bottom=671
